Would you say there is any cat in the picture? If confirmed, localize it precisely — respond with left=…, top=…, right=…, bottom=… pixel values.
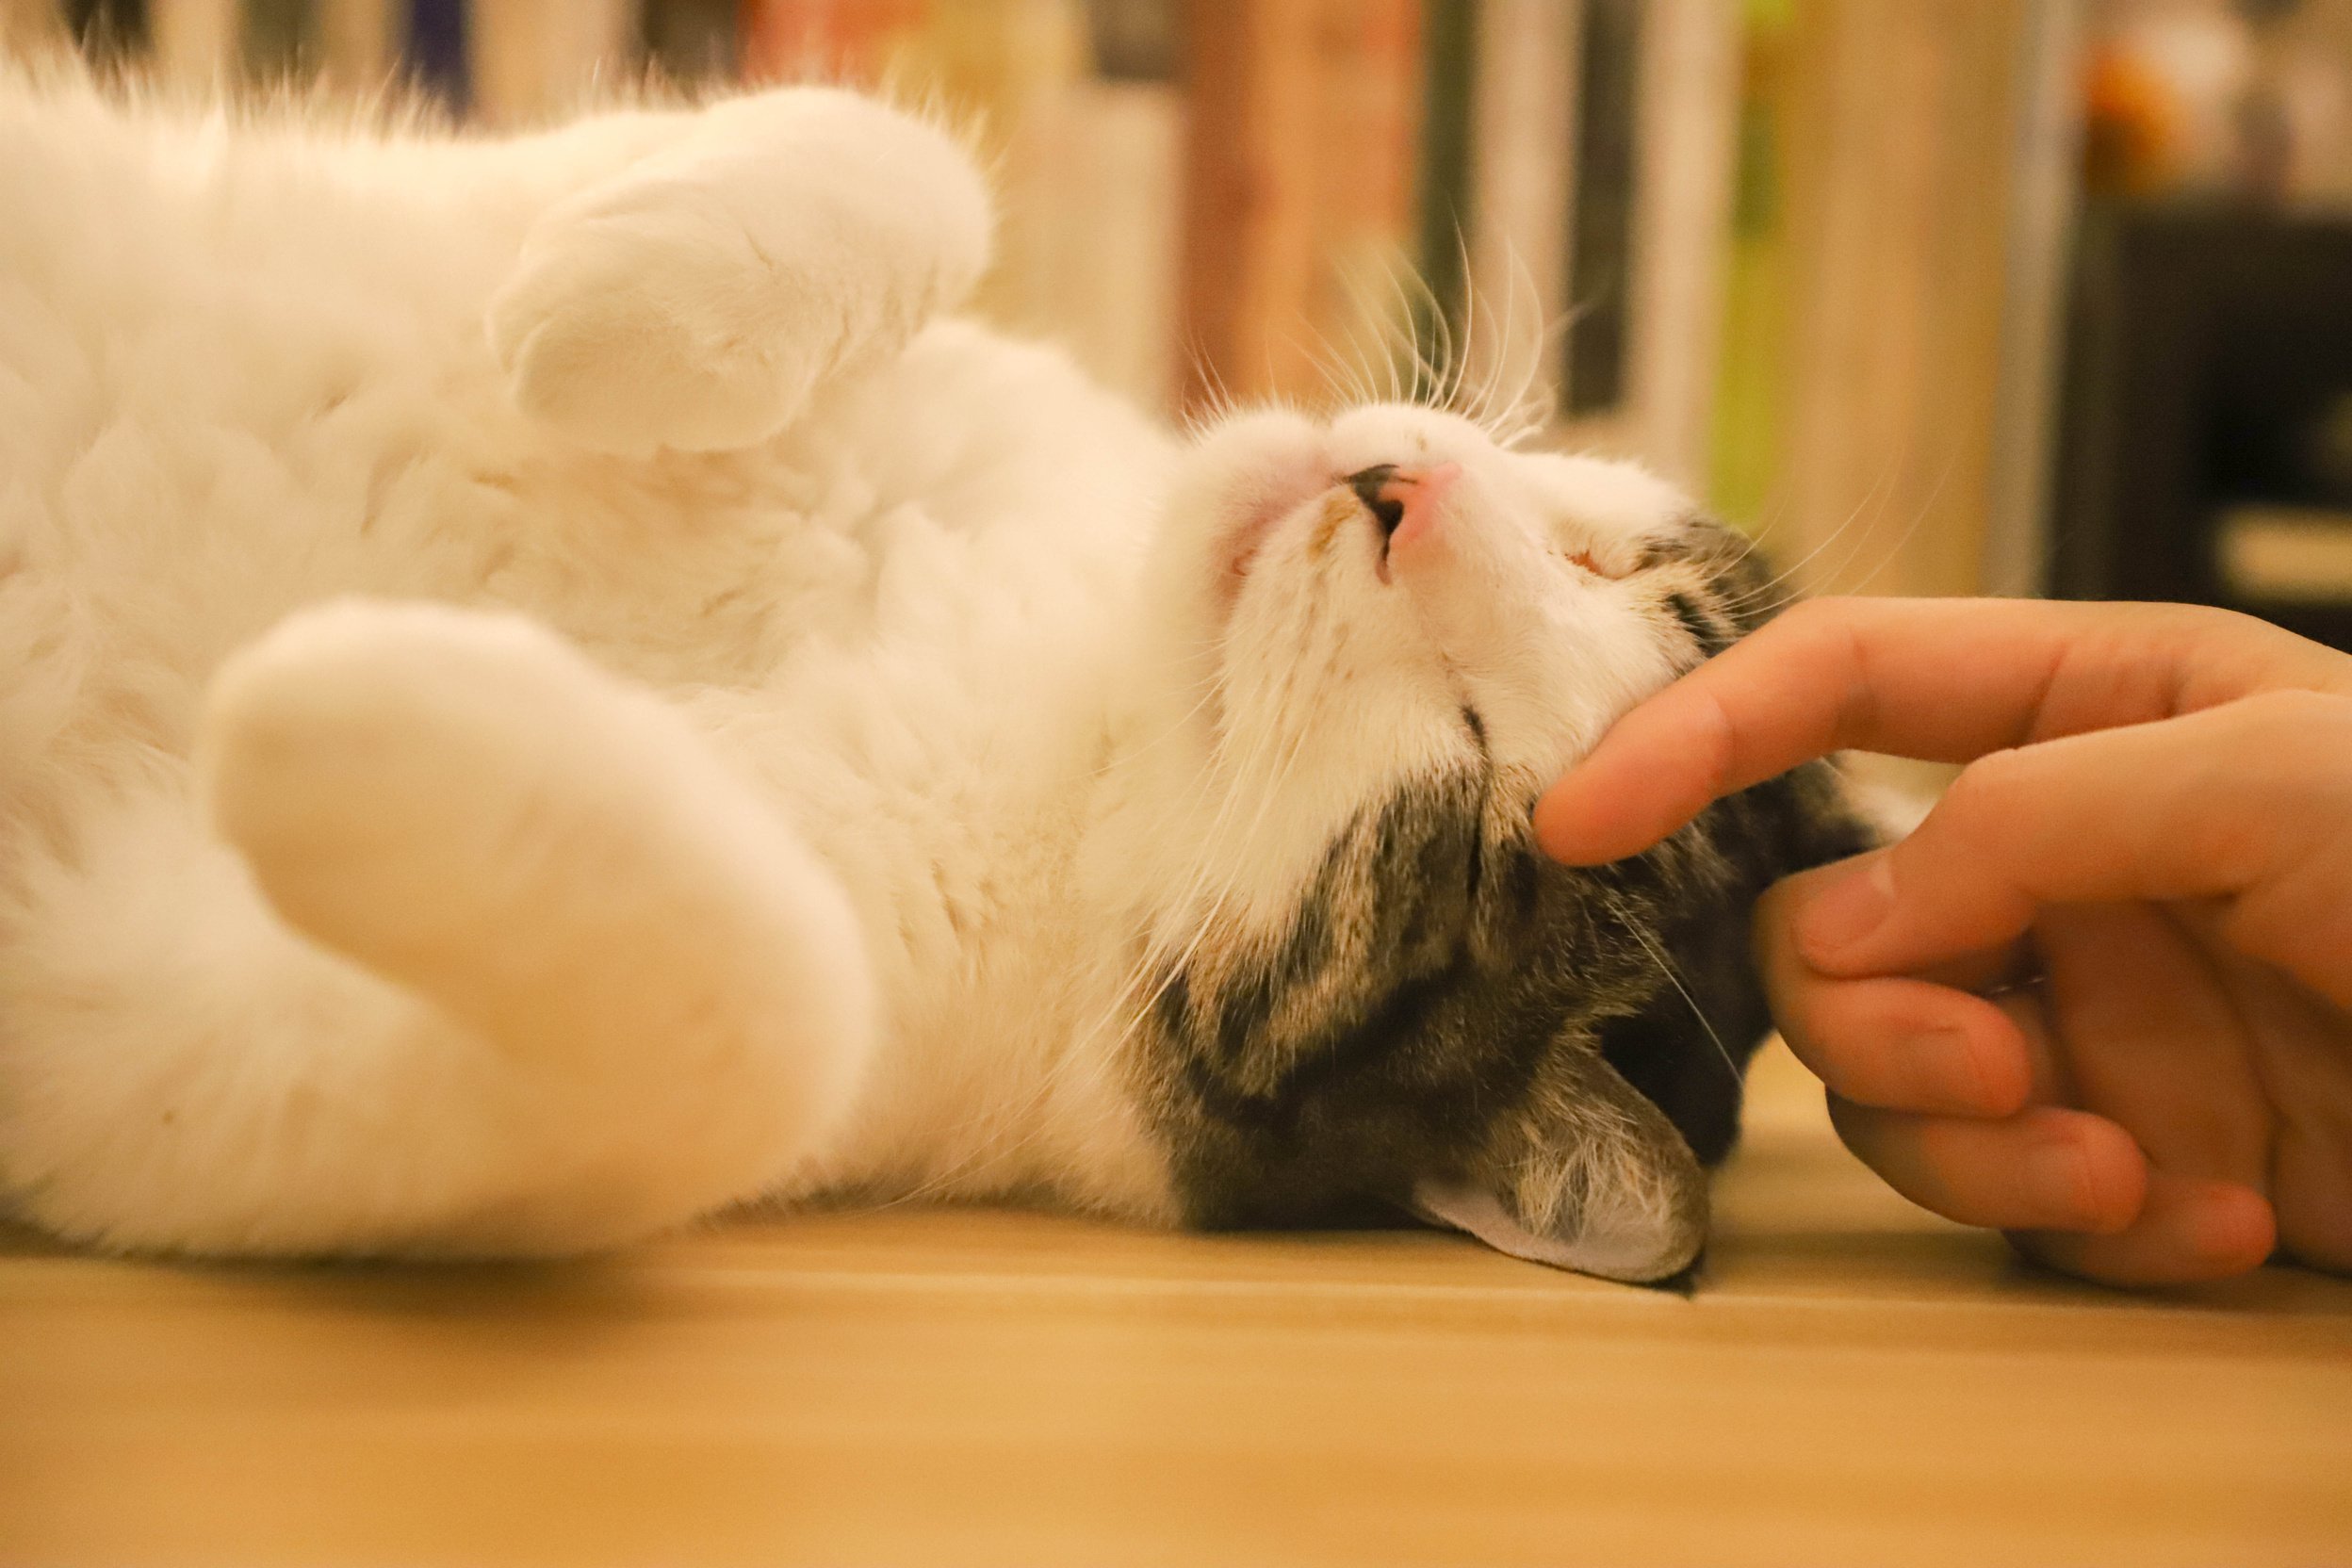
left=0, top=67, right=1870, bottom=1283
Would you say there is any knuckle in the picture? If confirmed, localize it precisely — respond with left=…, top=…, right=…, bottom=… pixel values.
left=1934, top=750, right=2029, bottom=829
left=2142, top=599, right=2293, bottom=659
left=2162, top=601, right=2266, bottom=640
left=1764, top=596, right=1860, bottom=671
left=2220, top=690, right=2352, bottom=819
left=1688, top=688, right=1739, bottom=793
left=2233, top=685, right=2352, bottom=739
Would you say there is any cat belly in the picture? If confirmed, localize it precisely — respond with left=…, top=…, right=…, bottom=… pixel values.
left=715, top=628, right=1182, bottom=1226
left=779, top=936, right=1182, bottom=1225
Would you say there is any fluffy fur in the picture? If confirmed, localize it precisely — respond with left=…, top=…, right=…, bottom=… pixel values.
left=0, top=72, right=1866, bottom=1282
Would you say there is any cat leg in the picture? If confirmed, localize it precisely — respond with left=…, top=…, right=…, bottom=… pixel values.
left=195, top=598, right=877, bottom=1250
left=0, top=792, right=571, bottom=1253
left=0, top=603, right=873, bottom=1256
left=484, top=88, right=991, bottom=456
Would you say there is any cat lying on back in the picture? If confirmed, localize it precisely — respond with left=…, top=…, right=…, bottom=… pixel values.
left=0, top=70, right=1867, bottom=1282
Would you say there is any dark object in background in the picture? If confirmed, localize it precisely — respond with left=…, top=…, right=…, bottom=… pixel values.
left=2052, top=205, right=2352, bottom=651
left=1562, top=0, right=1641, bottom=417
left=1090, top=0, right=1177, bottom=83
left=641, top=0, right=734, bottom=86
left=62, top=0, right=143, bottom=61
left=404, top=0, right=468, bottom=113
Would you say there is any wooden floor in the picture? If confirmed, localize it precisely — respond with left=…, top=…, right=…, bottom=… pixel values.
left=4, top=1044, right=2347, bottom=1567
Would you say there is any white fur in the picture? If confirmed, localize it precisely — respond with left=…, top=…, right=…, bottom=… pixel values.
left=0, top=72, right=1707, bottom=1266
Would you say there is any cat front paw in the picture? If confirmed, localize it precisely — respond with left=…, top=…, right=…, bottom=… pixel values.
left=486, top=89, right=991, bottom=458
left=487, top=183, right=836, bottom=457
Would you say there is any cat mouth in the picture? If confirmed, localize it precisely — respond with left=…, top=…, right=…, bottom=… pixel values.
left=1210, top=462, right=1331, bottom=612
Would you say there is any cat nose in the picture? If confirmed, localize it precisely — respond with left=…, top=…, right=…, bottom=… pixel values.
left=1346, top=463, right=1462, bottom=552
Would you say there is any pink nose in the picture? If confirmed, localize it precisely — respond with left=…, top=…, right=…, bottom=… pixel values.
left=1347, top=462, right=1462, bottom=562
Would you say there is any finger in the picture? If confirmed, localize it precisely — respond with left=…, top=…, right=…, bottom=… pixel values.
left=2239, top=991, right=2352, bottom=1272
left=1792, top=693, right=2352, bottom=1002
left=2033, top=902, right=2273, bottom=1192
left=1772, top=976, right=2034, bottom=1116
left=1987, top=985, right=2073, bottom=1106
left=1826, top=1098, right=2149, bottom=1233
left=1756, top=872, right=2034, bottom=1116
left=2011, top=1174, right=2278, bottom=1286
left=1762, top=858, right=2050, bottom=996
left=2169, top=904, right=2352, bottom=1273
left=1772, top=977, right=2038, bottom=1118
left=1534, top=598, right=2352, bottom=865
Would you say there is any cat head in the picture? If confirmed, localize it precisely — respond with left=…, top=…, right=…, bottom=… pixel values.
left=1097, top=403, right=1870, bottom=1282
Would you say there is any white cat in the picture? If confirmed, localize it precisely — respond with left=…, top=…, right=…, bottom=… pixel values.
left=0, top=71, right=1864, bottom=1282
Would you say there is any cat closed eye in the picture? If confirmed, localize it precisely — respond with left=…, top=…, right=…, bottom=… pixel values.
left=1560, top=548, right=1633, bottom=580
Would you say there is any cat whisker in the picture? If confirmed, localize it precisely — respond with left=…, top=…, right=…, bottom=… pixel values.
left=1593, top=884, right=1744, bottom=1092
left=1107, top=680, right=1321, bottom=1054
left=1852, top=448, right=1960, bottom=596
left=1040, top=654, right=1324, bottom=1166
left=1086, top=679, right=1221, bottom=781
left=1712, top=452, right=1908, bottom=614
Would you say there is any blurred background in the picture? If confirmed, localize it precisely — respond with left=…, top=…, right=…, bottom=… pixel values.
left=4, top=0, right=2351, bottom=635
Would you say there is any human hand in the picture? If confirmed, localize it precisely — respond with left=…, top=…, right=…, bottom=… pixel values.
left=1534, top=597, right=2352, bottom=1284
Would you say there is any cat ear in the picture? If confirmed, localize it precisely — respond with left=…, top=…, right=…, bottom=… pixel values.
left=1412, top=1043, right=1709, bottom=1283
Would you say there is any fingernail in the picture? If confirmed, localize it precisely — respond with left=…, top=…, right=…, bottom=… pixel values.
left=1530, top=790, right=1610, bottom=866
left=1797, top=857, right=1894, bottom=962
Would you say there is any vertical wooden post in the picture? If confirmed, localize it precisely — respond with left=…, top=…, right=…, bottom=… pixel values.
left=1178, top=0, right=1422, bottom=414
left=1628, top=0, right=1742, bottom=492
left=1768, top=0, right=2032, bottom=598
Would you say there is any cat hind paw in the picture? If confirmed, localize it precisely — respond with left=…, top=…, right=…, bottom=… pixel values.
left=199, top=600, right=607, bottom=962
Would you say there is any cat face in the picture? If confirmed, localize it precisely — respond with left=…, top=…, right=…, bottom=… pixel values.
left=1109, top=404, right=1868, bottom=1282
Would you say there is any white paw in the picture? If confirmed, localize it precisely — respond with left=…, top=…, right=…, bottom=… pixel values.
left=486, top=182, right=833, bottom=457
left=1413, top=1170, right=1706, bottom=1284
left=200, top=600, right=605, bottom=963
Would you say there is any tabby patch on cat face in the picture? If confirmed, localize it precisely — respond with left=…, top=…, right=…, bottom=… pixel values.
left=1122, top=406, right=1870, bottom=1282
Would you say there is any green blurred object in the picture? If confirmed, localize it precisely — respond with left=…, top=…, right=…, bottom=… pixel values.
left=1707, top=3, right=1789, bottom=534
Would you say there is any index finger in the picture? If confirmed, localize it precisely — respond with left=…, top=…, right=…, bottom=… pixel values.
left=1533, top=596, right=2352, bottom=865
